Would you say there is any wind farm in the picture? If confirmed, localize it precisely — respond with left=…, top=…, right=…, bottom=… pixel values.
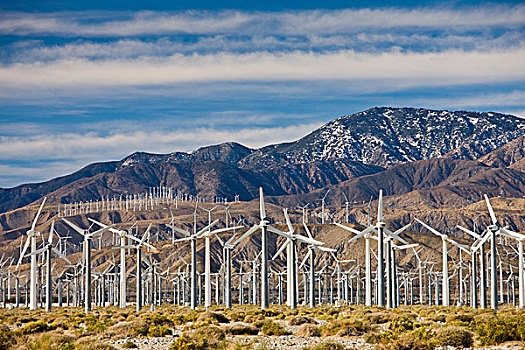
left=1, top=122, right=525, bottom=349
left=1, top=0, right=525, bottom=349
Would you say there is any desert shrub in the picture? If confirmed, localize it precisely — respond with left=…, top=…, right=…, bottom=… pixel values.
left=296, top=324, right=320, bottom=337
left=105, top=320, right=149, bottom=339
left=84, top=314, right=113, bottom=334
left=434, top=326, right=473, bottom=348
left=122, top=340, right=138, bottom=349
left=319, top=320, right=368, bottom=337
left=223, top=323, right=259, bottom=336
left=145, top=313, right=173, bottom=326
left=473, top=317, right=524, bottom=345
left=254, top=320, right=289, bottom=336
left=170, top=334, right=205, bottom=350
left=148, top=325, right=172, bottom=337
left=17, top=320, right=56, bottom=334
left=364, top=330, right=396, bottom=345
left=197, top=311, right=229, bottom=324
left=290, top=315, right=316, bottom=326
left=229, top=312, right=246, bottom=322
left=430, top=313, right=447, bottom=323
left=20, top=332, right=75, bottom=350
left=388, top=317, right=414, bottom=333
left=0, top=326, right=14, bottom=350
left=389, top=334, right=430, bottom=350
left=364, top=312, right=390, bottom=324
left=74, top=336, right=117, bottom=350
left=309, top=340, right=345, bottom=350
left=192, top=325, right=226, bottom=347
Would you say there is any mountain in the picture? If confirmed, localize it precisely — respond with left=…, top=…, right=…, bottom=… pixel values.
left=240, top=107, right=525, bottom=168
left=478, top=135, right=525, bottom=170
left=1, top=107, right=525, bottom=214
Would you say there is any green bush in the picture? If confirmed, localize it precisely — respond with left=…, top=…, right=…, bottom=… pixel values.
left=255, top=320, right=290, bottom=336
left=309, top=340, right=345, bottom=350
left=170, top=333, right=210, bottom=350
left=390, top=334, right=430, bottom=350
left=18, top=320, right=56, bottom=334
left=296, top=324, right=320, bottom=337
left=20, top=332, right=75, bottom=350
left=290, top=315, right=316, bottom=326
left=0, top=326, right=14, bottom=350
left=192, top=325, right=226, bottom=347
left=148, top=325, right=172, bottom=337
left=197, top=312, right=229, bottom=324
left=224, top=323, right=259, bottom=335
left=473, top=317, right=524, bottom=345
left=434, top=326, right=473, bottom=348
left=145, top=313, right=173, bottom=326
left=122, top=340, right=138, bottom=349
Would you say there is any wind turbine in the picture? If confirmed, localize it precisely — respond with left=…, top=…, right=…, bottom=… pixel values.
left=302, top=223, right=336, bottom=307
left=27, top=220, right=71, bottom=312
left=416, top=218, right=469, bottom=307
left=271, top=209, right=325, bottom=309
left=198, top=205, right=218, bottom=308
left=62, top=218, right=115, bottom=312
left=477, top=195, right=525, bottom=309
left=16, top=197, right=47, bottom=310
left=88, top=218, right=133, bottom=308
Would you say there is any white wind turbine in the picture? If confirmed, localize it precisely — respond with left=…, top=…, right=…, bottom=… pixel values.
left=302, top=223, right=336, bottom=308
left=271, top=209, right=325, bottom=309
left=475, top=195, right=525, bottom=309
left=336, top=190, right=411, bottom=307
left=62, top=218, right=115, bottom=312
left=170, top=217, right=236, bottom=309
left=16, top=197, right=47, bottom=310
left=415, top=218, right=470, bottom=307
left=88, top=218, right=132, bottom=308
left=119, top=224, right=154, bottom=312
left=231, top=187, right=311, bottom=309
left=27, top=220, right=71, bottom=312
left=198, top=205, right=218, bottom=308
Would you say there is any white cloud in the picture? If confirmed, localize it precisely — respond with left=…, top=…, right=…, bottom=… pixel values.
left=0, top=122, right=321, bottom=161
left=411, top=91, right=525, bottom=110
left=1, top=48, right=524, bottom=89
left=1, top=6, right=524, bottom=37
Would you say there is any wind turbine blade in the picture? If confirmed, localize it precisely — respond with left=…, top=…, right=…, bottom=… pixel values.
left=392, top=223, right=411, bottom=237
left=31, top=197, right=47, bottom=231
left=48, top=220, right=55, bottom=244
left=90, top=224, right=116, bottom=238
left=500, top=227, right=525, bottom=240
left=377, top=190, right=383, bottom=222
left=484, top=194, right=498, bottom=226
left=232, top=225, right=260, bottom=247
left=215, top=233, right=225, bottom=246
left=16, top=237, right=31, bottom=269
left=385, top=227, right=409, bottom=245
left=140, top=224, right=153, bottom=245
left=28, top=246, right=46, bottom=257
left=272, top=240, right=289, bottom=260
left=300, top=250, right=311, bottom=269
left=335, top=222, right=363, bottom=236
left=283, top=209, right=294, bottom=234
left=267, top=226, right=292, bottom=239
left=259, top=187, right=266, bottom=219
left=172, top=236, right=193, bottom=243
left=302, top=223, right=314, bottom=239
left=317, top=246, right=337, bottom=253
left=294, top=234, right=325, bottom=246
left=456, top=225, right=481, bottom=240
left=473, top=231, right=491, bottom=252
left=62, top=218, right=85, bottom=235
left=196, top=219, right=220, bottom=236
left=415, top=218, right=444, bottom=238
left=52, top=247, right=71, bottom=264
left=208, top=225, right=243, bottom=236
left=167, top=224, right=191, bottom=237
left=348, top=232, right=366, bottom=243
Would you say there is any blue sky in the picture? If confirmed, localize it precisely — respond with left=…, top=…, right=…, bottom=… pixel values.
left=0, top=0, right=524, bottom=188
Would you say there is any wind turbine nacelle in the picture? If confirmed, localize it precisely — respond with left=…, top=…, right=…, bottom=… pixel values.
left=260, top=219, right=269, bottom=226
left=377, top=222, right=386, bottom=228
left=26, top=230, right=40, bottom=237
left=488, top=225, right=498, bottom=232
